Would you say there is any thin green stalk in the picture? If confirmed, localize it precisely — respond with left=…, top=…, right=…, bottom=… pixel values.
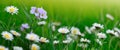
left=114, top=42, right=119, bottom=50
left=83, top=47, right=86, bottom=50
left=75, top=41, right=78, bottom=50
left=109, top=37, right=115, bottom=50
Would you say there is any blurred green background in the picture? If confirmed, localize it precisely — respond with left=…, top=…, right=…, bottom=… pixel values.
left=0, top=0, right=120, bottom=31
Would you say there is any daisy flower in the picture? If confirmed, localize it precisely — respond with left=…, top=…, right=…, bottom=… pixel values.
left=5, top=6, right=18, bottom=15
left=114, top=27, right=120, bottom=34
left=63, top=40, right=71, bottom=44
left=106, top=29, right=119, bottom=37
left=10, top=30, right=21, bottom=37
left=53, top=40, right=59, bottom=44
left=58, top=27, right=69, bottom=34
left=37, top=21, right=46, bottom=25
left=31, top=44, right=40, bottom=50
left=97, top=32, right=107, bottom=39
left=70, top=27, right=81, bottom=35
left=80, top=38, right=90, bottom=43
left=1, top=31, right=14, bottom=41
left=106, top=14, right=114, bottom=20
left=90, top=23, right=104, bottom=31
left=26, top=33, right=39, bottom=42
left=85, top=26, right=92, bottom=34
left=39, top=37, right=49, bottom=43
left=13, top=46, right=23, bottom=50
left=0, top=46, right=8, bottom=50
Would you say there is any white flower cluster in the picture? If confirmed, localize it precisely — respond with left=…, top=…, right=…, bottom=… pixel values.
left=1, top=30, right=21, bottom=41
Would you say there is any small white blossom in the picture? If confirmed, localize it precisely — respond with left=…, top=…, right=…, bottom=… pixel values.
left=90, top=23, right=104, bottom=31
left=26, top=33, right=39, bottom=42
left=85, top=26, right=92, bottom=34
left=80, top=38, right=90, bottom=43
left=53, top=40, right=59, bottom=44
left=5, top=6, right=18, bottom=15
left=114, top=27, right=120, bottom=34
left=63, top=40, right=71, bottom=44
left=1, top=31, right=14, bottom=41
left=97, top=32, right=107, bottom=39
left=0, top=46, right=8, bottom=50
left=106, top=14, right=114, bottom=20
left=31, top=44, right=40, bottom=50
left=39, top=37, right=49, bottom=43
left=69, top=27, right=84, bottom=39
left=58, top=27, right=69, bottom=34
left=37, top=21, right=46, bottom=25
left=106, top=29, right=119, bottom=37
left=70, top=27, right=81, bottom=35
left=13, top=46, right=23, bottom=50
left=10, top=30, right=21, bottom=37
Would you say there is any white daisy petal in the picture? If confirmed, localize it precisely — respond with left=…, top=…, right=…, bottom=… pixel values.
left=13, top=46, right=23, bottom=50
left=31, top=44, right=40, bottom=50
left=106, top=14, right=114, bottom=20
left=5, top=6, right=19, bottom=15
left=1, top=31, right=14, bottom=41
left=26, top=33, right=39, bottom=42
left=39, top=37, right=49, bottom=43
left=97, top=32, right=107, bottom=39
left=10, top=30, right=21, bottom=37
left=0, top=46, right=8, bottom=50
left=58, top=27, right=69, bottom=34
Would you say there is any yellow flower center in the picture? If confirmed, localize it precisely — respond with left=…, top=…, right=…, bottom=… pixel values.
left=4, top=34, right=10, bottom=39
left=30, top=36, right=34, bottom=40
left=61, top=30, right=66, bottom=33
left=9, top=7, right=15, bottom=12
left=32, top=46, right=37, bottom=50
left=72, top=30, right=77, bottom=34
left=13, top=32, right=17, bottom=35
left=0, top=47, right=5, bottom=50
left=40, top=38, right=46, bottom=42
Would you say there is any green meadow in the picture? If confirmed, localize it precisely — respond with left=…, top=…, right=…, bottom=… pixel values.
left=0, top=0, right=120, bottom=50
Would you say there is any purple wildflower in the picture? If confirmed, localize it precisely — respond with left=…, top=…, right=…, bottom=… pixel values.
left=38, top=8, right=47, bottom=19
left=30, top=7, right=48, bottom=19
left=20, top=23, right=30, bottom=31
left=30, top=7, right=37, bottom=14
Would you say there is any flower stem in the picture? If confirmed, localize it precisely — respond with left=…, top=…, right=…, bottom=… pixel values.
left=114, top=42, right=119, bottom=50
left=109, top=37, right=114, bottom=50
